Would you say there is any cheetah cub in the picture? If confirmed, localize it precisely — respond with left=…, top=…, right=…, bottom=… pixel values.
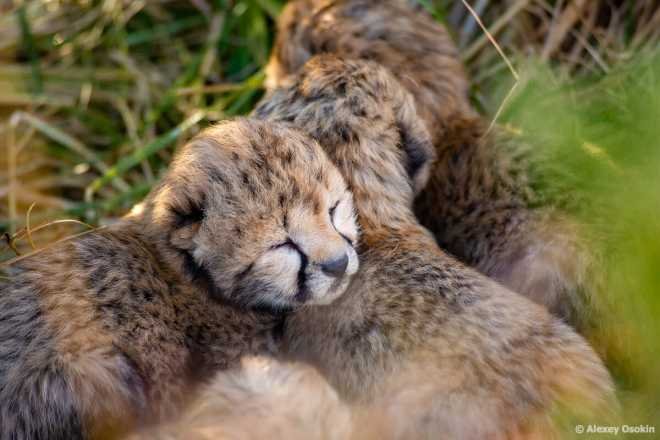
left=255, top=55, right=615, bottom=438
left=0, top=119, right=359, bottom=439
left=267, top=0, right=595, bottom=326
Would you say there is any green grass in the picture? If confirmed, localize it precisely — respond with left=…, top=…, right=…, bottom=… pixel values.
left=499, top=52, right=660, bottom=436
left=1, top=1, right=287, bottom=238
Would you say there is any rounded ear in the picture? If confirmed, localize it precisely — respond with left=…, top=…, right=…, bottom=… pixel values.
left=169, top=215, right=202, bottom=251
left=395, top=94, right=436, bottom=194
left=165, top=188, right=206, bottom=251
left=141, top=171, right=207, bottom=253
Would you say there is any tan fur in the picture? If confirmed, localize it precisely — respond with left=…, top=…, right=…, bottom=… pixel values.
left=254, top=55, right=615, bottom=438
left=132, top=357, right=352, bottom=440
left=266, top=0, right=472, bottom=143
left=266, top=0, right=595, bottom=326
left=0, top=119, right=359, bottom=439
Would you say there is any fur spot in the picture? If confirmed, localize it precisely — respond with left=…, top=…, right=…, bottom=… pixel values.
left=283, top=149, right=294, bottom=165
left=335, top=80, right=347, bottom=96
left=315, top=168, right=325, bottom=183
left=336, top=122, right=357, bottom=144
left=206, top=167, right=227, bottom=185
left=313, top=198, right=322, bottom=215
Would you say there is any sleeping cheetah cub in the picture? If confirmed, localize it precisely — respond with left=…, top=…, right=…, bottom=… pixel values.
left=255, top=55, right=615, bottom=438
left=267, top=0, right=595, bottom=326
left=0, top=119, right=358, bottom=440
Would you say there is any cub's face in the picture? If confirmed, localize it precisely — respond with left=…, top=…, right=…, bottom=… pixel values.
left=149, top=119, right=359, bottom=311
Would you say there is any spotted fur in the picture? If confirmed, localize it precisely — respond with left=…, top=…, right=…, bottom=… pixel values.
left=256, top=55, right=616, bottom=438
left=266, top=0, right=595, bottom=327
left=0, top=119, right=359, bottom=439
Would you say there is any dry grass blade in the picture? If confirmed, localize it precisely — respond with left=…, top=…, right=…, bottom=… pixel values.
left=2, top=232, right=21, bottom=256
left=459, top=0, right=519, bottom=134
left=463, top=0, right=530, bottom=65
left=6, top=113, right=18, bottom=235
left=540, top=0, right=588, bottom=61
left=176, top=83, right=243, bottom=96
left=85, top=109, right=206, bottom=199
left=13, top=112, right=108, bottom=173
left=486, top=80, right=519, bottom=136
left=11, top=218, right=95, bottom=243
left=10, top=187, right=73, bottom=210
left=0, top=224, right=101, bottom=268
left=10, top=111, right=130, bottom=192
left=25, top=202, right=37, bottom=250
left=631, top=7, right=660, bottom=50
left=459, top=0, right=489, bottom=48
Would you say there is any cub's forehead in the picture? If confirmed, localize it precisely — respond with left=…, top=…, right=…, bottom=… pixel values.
left=180, top=119, right=318, bottom=164
left=175, top=118, right=347, bottom=199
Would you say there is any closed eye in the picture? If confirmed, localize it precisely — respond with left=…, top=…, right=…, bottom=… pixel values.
left=339, top=233, right=355, bottom=247
left=269, top=238, right=309, bottom=298
left=271, top=239, right=299, bottom=252
left=329, top=200, right=340, bottom=221
left=329, top=200, right=355, bottom=247
left=272, top=239, right=308, bottom=266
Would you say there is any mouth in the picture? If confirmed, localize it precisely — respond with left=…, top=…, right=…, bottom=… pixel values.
left=310, top=274, right=352, bottom=306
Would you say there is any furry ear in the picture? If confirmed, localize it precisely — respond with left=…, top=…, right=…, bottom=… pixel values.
left=164, top=189, right=226, bottom=298
left=395, top=95, right=436, bottom=194
left=168, top=192, right=205, bottom=251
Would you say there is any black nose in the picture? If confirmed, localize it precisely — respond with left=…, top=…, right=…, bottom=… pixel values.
left=321, top=253, right=349, bottom=278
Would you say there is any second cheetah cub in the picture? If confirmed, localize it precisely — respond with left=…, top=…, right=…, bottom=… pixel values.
left=268, top=0, right=596, bottom=328
left=0, top=118, right=359, bottom=439
left=255, top=55, right=616, bottom=438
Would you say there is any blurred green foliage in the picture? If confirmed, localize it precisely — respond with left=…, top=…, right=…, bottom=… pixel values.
left=499, top=52, right=660, bottom=436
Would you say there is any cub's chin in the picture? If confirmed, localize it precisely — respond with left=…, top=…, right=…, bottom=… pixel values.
left=234, top=271, right=356, bottom=312
left=232, top=245, right=359, bottom=311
